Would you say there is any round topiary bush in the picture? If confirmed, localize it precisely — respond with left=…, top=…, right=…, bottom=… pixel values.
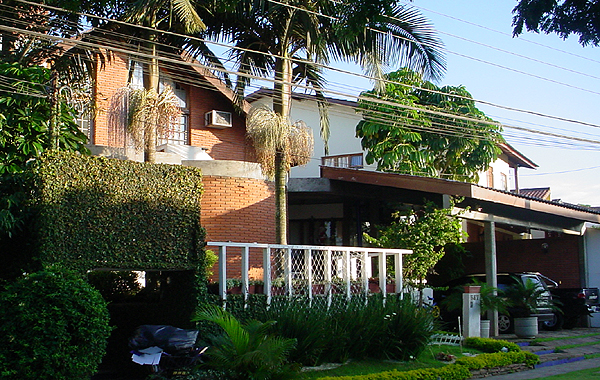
left=0, top=269, right=112, bottom=379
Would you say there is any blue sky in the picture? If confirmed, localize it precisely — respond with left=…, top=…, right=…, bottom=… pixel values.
left=321, top=1, right=600, bottom=206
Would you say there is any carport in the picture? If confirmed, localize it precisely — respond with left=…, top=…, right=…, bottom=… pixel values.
left=289, top=166, right=600, bottom=335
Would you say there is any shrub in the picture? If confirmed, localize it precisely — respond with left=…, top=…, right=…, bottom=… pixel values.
left=316, top=364, right=471, bottom=380
left=221, top=294, right=437, bottom=365
left=0, top=269, right=112, bottom=379
left=193, top=305, right=297, bottom=380
left=454, top=351, right=539, bottom=369
left=464, top=337, right=521, bottom=353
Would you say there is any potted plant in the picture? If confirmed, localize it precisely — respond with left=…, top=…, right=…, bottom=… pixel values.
left=503, top=275, right=554, bottom=338
left=248, top=279, right=264, bottom=294
left=226, top=278, right=243, bottom=294
left=476, top=281, right=509, bottom=338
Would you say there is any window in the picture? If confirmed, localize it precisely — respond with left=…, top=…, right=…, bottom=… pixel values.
left=128, top=60, right=189, bottom=145
left=158, top=82, right=188, bottom=145
left=486, top=167, right=494, bottom=188
left=59, top=81, right=93, bottom=143
left=500, top=172, right=508, bottom=191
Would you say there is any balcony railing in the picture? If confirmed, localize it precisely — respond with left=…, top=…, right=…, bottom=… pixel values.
left=321, top=153, right=364, bottom=169
left=206, top=242, right=412, bottom=306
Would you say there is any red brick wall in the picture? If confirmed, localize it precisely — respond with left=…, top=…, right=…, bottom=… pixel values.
left=93, top=51, right=129, bottom=146
left=188, top=86, right=256, bottom=162
left=202, top=175, right=276, bottom=278
left=462, top=235, right=582, bottom=288
left=92, top=52, right=257, bottom=162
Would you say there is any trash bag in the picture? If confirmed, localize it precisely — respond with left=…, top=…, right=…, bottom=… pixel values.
left=129, top=325, right=199, bottom=354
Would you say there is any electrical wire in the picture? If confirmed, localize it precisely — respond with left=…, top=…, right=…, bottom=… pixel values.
left=2, top=3, right=600, bottom=152
left=9, top=0, right=600, bottom=131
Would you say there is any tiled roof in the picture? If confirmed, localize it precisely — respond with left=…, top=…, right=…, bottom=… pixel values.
left=517, top=187, right=551, bottom=200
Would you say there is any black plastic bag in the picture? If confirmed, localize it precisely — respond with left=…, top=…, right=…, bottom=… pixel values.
left=129, top=325, right=199, bottom=354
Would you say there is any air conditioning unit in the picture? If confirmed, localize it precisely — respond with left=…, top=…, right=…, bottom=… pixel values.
left=205, top=110, right=232, bottom=129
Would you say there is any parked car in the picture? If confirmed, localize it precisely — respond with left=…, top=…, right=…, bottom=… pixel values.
left=435, top=272, right=555, bottom=333
left=536, top=273, right=599, bottom=330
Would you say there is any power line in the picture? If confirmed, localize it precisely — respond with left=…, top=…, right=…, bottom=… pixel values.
left=3, top=6, right=600, bottom=152
left=9, top=0, right=600, bottom=133
left=403, top=0, right=600, bottom=66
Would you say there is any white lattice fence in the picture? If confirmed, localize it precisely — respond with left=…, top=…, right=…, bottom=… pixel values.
left=206, top=242, right=412, bottom=306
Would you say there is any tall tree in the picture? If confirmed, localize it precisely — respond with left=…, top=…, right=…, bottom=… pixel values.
left=121, top=0, right=205, bottom=162
left=198, top=0, right=446, bottom=244
left=356, top=68, right=502, bottom=182
left=512, top=0, right=600, bottom=46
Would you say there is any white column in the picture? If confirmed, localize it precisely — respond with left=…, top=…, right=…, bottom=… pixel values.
left=462, top=286, right=481, bottom=338
left=484, top=221, right=498, bottom=336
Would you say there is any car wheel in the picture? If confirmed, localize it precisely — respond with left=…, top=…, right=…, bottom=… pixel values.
left=542, top=312, right=564, bottom=331
left=498, top=314, right=513, bottom=333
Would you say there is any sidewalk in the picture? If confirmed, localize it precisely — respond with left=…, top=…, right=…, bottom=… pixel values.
left=489, top=357, right=600, bottom=379
left=489, top=327, right=600, bottom=379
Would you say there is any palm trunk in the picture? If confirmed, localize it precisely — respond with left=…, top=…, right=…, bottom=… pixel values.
left=272, top=56, right=292, bottom=244
left=143, top=30, right=159, bottom=163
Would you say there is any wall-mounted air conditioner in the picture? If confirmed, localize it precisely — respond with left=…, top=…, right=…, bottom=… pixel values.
left=205, top=110, right=232, bottom=129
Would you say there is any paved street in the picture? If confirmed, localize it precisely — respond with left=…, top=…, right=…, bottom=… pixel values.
left=490, top=327, right=600, bottom=379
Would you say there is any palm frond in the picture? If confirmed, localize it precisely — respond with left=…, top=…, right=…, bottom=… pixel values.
left=247, top=105, right=314, bottom=178
left=107, top=86, right=181, bottom=152
left=172, top=0, right=206, bottom=32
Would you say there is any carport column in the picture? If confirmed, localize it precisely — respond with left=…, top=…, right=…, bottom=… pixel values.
left=484, top=221, right=499, bottom=336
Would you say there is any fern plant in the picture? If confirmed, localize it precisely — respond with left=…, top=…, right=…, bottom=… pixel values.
left=194, top=305, right=297, bottom=380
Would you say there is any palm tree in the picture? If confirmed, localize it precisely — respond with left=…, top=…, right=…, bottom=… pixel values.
left=198, top=0, right=446, bottom=244
left=193, top=305, right=297, bottom=379
left=121, top=0, right=205, bottom=162
left=107, top=86, right=183, bottom=154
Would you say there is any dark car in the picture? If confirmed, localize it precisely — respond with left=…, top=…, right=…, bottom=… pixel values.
left=435, top=272, right=555, bottom=334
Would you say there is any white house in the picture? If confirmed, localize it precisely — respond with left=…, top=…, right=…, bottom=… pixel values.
left=246, top=88, right=538, bottom=192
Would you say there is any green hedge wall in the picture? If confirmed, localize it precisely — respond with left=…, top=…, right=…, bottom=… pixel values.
left=30, top=151, right=205, bottom=272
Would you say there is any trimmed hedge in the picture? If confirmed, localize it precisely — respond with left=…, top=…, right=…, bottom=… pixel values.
left=30, top=151, right=205, bottom=272
left=455, top=351, right=539, bottom=369
left=464, top=337, right=521, bottom=353
left=313, top=337, right=539, bottom=380
left=316, top=365, right=471, bottom=380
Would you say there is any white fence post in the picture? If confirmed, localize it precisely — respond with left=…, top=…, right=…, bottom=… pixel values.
left=378, top=252, right=386, bottom=298
left=263, top=247, right=271, bottom=306
left=242, top=245, right=250, bottom=306
left=284, top=247, right=293, bottom=296
left=218, top=245, right=227, bottom=306
left=208, top=242, right=412, bottom=307
left=362, top=249, right=369, bottom=296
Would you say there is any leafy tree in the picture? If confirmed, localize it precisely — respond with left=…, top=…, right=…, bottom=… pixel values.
left=364, top=201, right=466, bottom=286
left=0, top=62, right=89, bottom=174
left=512, top=0, right=600, bottom=46
left=199, top=0, right=446, bottom=243
left=0, top=62, right=89, bottom=236
left=356, top=68, right=502, bottom=182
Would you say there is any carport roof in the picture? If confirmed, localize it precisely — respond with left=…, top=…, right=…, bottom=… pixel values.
left=317, top=166, right=600, bottom=233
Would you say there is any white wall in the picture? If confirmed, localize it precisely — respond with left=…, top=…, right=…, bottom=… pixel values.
left=477, top=155, right=511, bottom=191
left=584, top=225, right=600, bottom=326
left=249, top=95, right=375, bottom=178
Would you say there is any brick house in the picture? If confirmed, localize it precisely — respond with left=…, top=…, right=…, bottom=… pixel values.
left=85, top=51, right=276, bottom=273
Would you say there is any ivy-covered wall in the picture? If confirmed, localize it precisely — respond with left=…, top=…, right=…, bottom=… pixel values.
left=30, top=151, right=205, bottom=272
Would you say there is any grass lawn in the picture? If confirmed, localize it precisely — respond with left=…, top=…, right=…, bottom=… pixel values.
left=295, top=344, right=482, bottom=379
